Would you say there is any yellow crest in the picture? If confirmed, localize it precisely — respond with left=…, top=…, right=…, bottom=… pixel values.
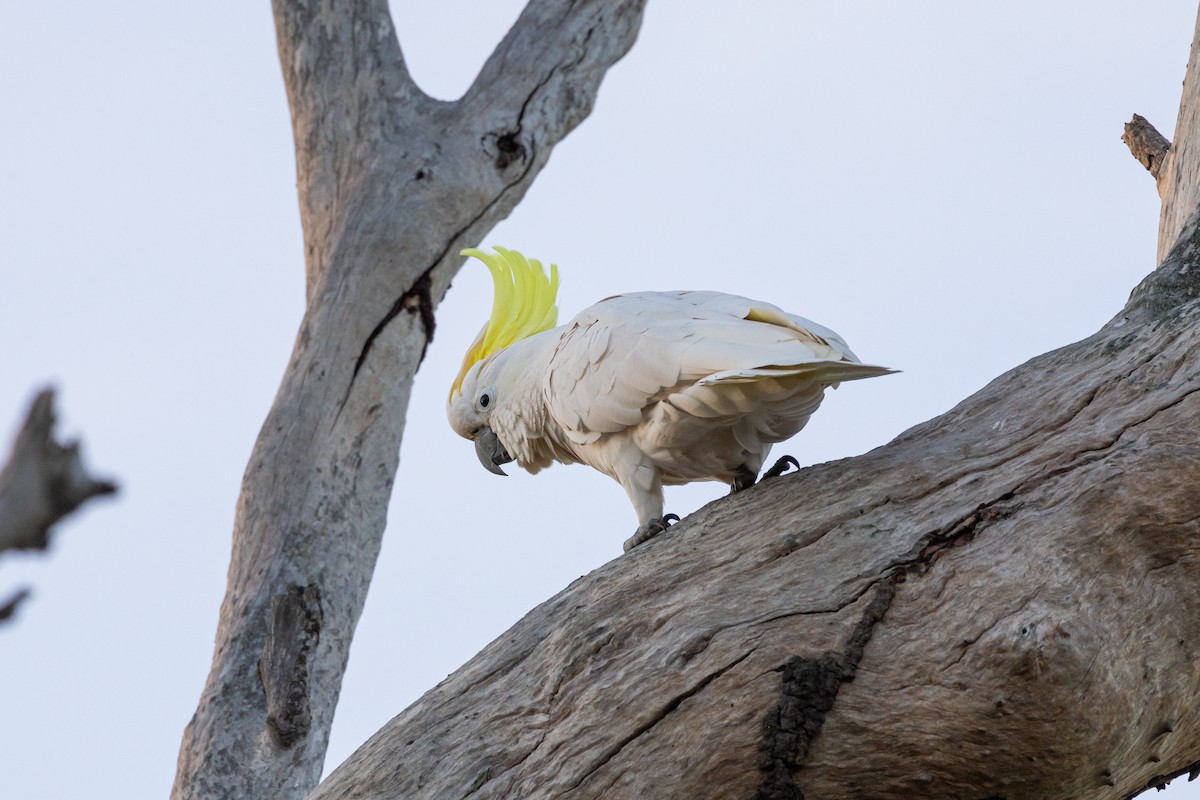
left=449, top=247, right=560, bottom=401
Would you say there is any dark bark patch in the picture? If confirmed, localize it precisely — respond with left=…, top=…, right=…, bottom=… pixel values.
left=400, top=270, right=437, bottom=361
left=493, top=131, right=526, bottom=170
left=756, top=580, right=896, bottom=799
left=902, top=493, right=1017, bottom=581
left=350, top=267, right=438, bottom=392
left=259, top=583, right=323, bottom=749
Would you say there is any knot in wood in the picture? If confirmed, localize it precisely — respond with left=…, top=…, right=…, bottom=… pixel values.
left=490, top=130, right=527, bottom=170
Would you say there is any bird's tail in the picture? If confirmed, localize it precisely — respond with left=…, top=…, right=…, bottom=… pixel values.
left=698, top=360, right=896, bottom=387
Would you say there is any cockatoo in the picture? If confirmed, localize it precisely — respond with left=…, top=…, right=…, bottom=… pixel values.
left=447, top=247, right=893, bottom=551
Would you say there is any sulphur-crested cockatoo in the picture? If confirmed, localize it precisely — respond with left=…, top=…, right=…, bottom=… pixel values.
left=447, top=247, right=893, bottom=551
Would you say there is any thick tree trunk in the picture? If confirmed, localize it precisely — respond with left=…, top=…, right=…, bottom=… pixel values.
left=1152, top=9, right=1200, bottom=265
left=171, top=2, right=646, bottom=799
left=307, top=15, right=1200, bottom=800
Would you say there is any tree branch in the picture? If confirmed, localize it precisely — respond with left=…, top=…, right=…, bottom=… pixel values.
left=172, top=2, right=647, bottom=798
left=1149, top=7, right=1200, bottom=264
left=307, top=12, right=1200, bottom=797
left=0, top=388, right=116, bottom=623
left=309, top=214, right=1200, bottom=800
left=0, top=388, right=116, bottom=553
left=271, top=0, right=427, bottom=300
left=1122, top=113, right=1171, bottom=181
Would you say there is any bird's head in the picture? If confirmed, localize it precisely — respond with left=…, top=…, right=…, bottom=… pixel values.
left=447, top=247, right=559, bottom=476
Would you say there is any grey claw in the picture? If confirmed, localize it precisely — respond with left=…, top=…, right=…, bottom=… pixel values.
left=623, top=514, right=680, bottom=552
left=762, top=455, right=800, bottom=481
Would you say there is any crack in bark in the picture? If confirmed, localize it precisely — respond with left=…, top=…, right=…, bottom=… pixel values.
left=337, top=150, right=539, bottom=423
left=339, top=57, right=555, bottom=418
left=1015, top=379, right=1200, bottom=496
left=351, top=268, right=436, bottom=384
left=752, top=484, right=1026, bottom=798
left=745, top=575, right=890, bottom=631
left=560, top=647, right=758, bottom=796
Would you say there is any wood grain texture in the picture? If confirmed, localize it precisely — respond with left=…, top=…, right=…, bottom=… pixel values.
left=310, top=228, right=1200, bottom=799
left=310, top=18, right=1200, bottom=794
left=171, top=1, right=646, bottom=798
left=1123, top=113, right=1171, bottom=181
left=1154, top=11, right=1200, bottom=264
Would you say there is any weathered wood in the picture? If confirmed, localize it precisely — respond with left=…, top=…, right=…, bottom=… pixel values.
left=171, top=2, right=646, bottom=798
left=1122, top=113, right=1171, bottom=181
left=1153, top=11, right=1200, bottom=264
left=307, top=11, right=1200, bottom=800
left=309, top=237, right=1200, bottom=798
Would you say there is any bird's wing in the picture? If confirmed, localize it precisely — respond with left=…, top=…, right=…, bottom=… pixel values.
left=544, top=291, right=891, bottom=445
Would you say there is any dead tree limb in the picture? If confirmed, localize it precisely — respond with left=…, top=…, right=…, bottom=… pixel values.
left=0, top=388, right=116, bottom=553
left=307, top=10, right=1200, bottom=800
left=171, top=1, right=647, bottom=798
left=1122, top=113, right=1171, bottom=182
left=0, top=388, right=116, bottom=623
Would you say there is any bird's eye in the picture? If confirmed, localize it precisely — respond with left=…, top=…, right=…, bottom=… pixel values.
left=475, top=387, right=494, bottom=413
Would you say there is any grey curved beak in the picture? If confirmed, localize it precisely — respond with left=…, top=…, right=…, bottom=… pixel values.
left=475, top=427, right=514, bottom=476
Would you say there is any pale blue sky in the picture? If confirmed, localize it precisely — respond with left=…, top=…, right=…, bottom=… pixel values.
left=2, top=1, right=1198, bottom=797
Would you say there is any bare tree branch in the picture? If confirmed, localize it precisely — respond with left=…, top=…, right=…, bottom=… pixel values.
left=1122, top=113, right=1171, bottom=181
left=172, top=2, right=647, bottom=798
left=309, top=181, right=1200, bottom=800
left=303, top=8, right=1200, bottom=800
left=0, top=388, right=116, bottom=553
left=0, top=588, right=31, bottom=622
left=0, top=388, right=116, bottom=624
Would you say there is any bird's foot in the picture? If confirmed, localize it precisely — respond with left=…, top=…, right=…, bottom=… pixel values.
left=762, top=455, right=800, bottom=481
left=623, top=514, right=680, bottom=552
left=730, top=456, right=800, bottom=494
left=731, top=465, right=757, bottom=493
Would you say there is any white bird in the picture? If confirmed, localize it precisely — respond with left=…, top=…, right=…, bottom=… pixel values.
left=447, top=247, right=894, bottom=551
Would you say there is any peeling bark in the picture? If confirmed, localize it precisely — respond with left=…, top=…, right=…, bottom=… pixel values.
left=171, top=1, right=646, bottom=798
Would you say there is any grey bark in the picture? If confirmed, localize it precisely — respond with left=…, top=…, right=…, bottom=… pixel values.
left=1154, top=10, right=1200, bottom=264
left=170, top=2, right=646, bottom=799
left=0, top=388, right=116, bottom=622
left=305, top=13, right=1200, bottom=800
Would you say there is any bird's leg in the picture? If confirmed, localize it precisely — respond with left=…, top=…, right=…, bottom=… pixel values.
left=761, top=455, right=800, bottom=481
left=620, top=463, right=674, bottom=552
left=731, top=465, right=757, bottom=493
left=623, top=514, right=680, bottom=552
